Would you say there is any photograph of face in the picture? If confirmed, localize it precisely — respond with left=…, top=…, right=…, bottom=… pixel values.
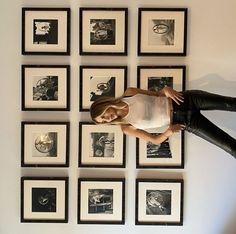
left=33, top=19, right=58, bottom=44
left=146, top=190, right=172, bottom=215
left=90, top=19, right=116, bottom=45
left=32, top=187, right=57, bottom=212
left=148, top=19, right=175, bottom=46
left=33, top=76, right=58, bottom=101
left=88, top=189, right=113, bottom=214
left=90, top=76, right=116, bottom=101
left=33, top=132, right=57, bottom=157
left=147, top=133, right=172, bottom=158
left=90, top=133, right=115, bottom=158
left=148, top=76, right=173, bottom=91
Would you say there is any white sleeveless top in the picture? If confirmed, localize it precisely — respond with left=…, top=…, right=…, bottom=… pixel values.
left=122, top=94, right=170, bottom=130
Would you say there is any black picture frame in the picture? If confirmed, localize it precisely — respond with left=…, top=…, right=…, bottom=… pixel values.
left=78, top=178, right=125, bottom=224
left=21, top=177, right=69, bottom=223
left=79, top=7, right=128, bottom=55
left=22, top=65, right=70, bottom=111
left=135, top=179, right=184, bottom=225
left=136, top=131, right=185, bottom=169
left=138, top=8, right=188, bottom=56
left=79, top=65, right=127, bottom=111
left=21, top=122, right=70, bottom=167
left=136, top=66, right=185, bottom=169
left=22, top=8, right=70, bottom=55
left=78, top=122, right=126, bottom=168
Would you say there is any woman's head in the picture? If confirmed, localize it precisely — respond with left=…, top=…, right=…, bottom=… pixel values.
left=90, top=96, right=124, bottom=124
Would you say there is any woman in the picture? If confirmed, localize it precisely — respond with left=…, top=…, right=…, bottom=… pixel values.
left=90, top=87, right=236, bottom=158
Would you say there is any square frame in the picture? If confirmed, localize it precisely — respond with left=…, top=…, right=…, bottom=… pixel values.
left=21, top=177, right=69, bottom=223
left=136, top=131, right=184, bottom=169
left=79, top=8, right=128, bottom=55
left=138, top=8, right=187, bottom=56
left=22, top=8, right=70, bottom=55
left=79, top=122, right=126, bottom=168
left=136, top=179, right=184, bottom=225
left=79, top=66, right=127, bottom=111
left=78, top=178, right=125, bottom=224
left=137, top=66, right=185, bottom=169
left=21, top=122, right=70, bottom=167
left=22, top=65, right=70, bottom=111
left=137, top=65, right=186, bottom=91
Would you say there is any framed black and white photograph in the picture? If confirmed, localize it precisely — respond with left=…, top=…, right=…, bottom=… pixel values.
left=136, top=131, right=184, bottom=168
left=21, top=177, right=68, bottom=223
left=79, top=8, right=128, bottom=55
left=78, top=178, right=125, bottom=224
left=138, top=8, right=187, bottom=56
left=79, top=66, right=127, bottom=111
left=136, top=179, right=183, bottom=225
left=138, top=66, right=186, bottom=91
left=79, top=122, right=126, bottom=168
left=137, top=66, right=185, bottom=168
left=21, top=122, right=70, bottom=167
left=22, top=8, right=70, bottom=55
left=22, top=65, right=70, bottom=111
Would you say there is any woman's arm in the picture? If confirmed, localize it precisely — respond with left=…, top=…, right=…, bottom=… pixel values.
left=123, top=87, right=164, bottom=97
left=124, top=87, right=184, bottom=105
left=121, top=124, right=185, bottom=145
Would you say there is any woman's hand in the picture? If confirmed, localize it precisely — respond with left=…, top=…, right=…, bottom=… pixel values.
left=164, top=124, right=186, bottom=137
left=162, top=87, right=184, bottom=105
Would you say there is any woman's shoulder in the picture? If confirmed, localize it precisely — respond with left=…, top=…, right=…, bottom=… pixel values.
left=123, top=87, right=139, bottom=97
left=123, top=87, right=159, bottom=98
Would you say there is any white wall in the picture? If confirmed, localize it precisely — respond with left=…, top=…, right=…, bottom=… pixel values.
left=1, top=0, right=236, bottom=234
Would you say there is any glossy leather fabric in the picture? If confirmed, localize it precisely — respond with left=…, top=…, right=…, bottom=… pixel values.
left=173, top=90, right=236, bottom=158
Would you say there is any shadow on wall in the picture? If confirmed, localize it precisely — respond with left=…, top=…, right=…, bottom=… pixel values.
left=220, top=205, right=236, bottom=234
left=189, top=73, right=236, bottom=95
left=189, top=73, right=236, bottom=131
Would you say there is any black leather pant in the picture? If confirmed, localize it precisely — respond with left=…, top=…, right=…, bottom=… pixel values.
left=172, top=90, right=236, bottom=158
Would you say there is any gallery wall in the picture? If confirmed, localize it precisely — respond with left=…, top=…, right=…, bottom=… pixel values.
left=1, top=0, right=236, bottom=233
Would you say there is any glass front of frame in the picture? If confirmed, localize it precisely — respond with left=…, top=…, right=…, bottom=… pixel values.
left=79, top=66, right=127, bottom=111
left=22, top=8, right=70, bottom=55
left=21, top=177, right=68, bottom=223
left=78, top=178, right=125, bottom=224
left=21, top=122, right=70, bottom=167
left=22, top=65, right=70, bottom=111
left=79, top=8, right=128, bottom=55
left=79, top=122, right=126, bottom=168
left=136, top=179, right=183, bottom=225
left=138, top=8, right=187, bottom=56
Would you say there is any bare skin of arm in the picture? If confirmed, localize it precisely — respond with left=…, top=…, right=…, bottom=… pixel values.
left=123, top=87, right=184, bottom=105
left=123, top=87, right=165, bottom=97
left=121, top=124, right=185, bottom=145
